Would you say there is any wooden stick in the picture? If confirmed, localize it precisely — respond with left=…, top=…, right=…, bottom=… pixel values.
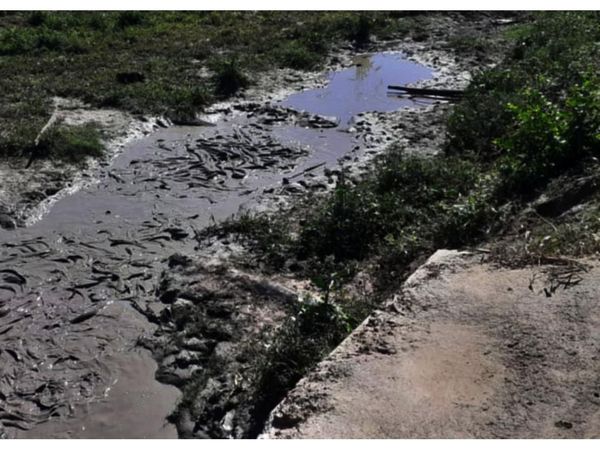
left=387, top=85, right=465, bottom=98
left=34, top=108, right=61, bottom=146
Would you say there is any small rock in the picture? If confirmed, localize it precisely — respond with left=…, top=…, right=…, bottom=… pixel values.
left=116, top=71, right=145, bottom=84
left=554, top=420, right=573, bottom=430
left=168, top=253, right=192, bottom=268
left=0, top=213, right=16, bottom=230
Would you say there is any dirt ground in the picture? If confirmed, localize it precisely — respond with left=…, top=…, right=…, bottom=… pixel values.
left=264, top=250, right=600, bottom=438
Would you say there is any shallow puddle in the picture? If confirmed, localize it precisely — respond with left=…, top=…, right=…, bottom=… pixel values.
left=0, top=52, right=432, bottom=438
left=281, top=53, right=433, bottom=125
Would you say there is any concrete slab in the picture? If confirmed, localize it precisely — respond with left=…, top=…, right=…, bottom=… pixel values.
left=264, top=250, right=600, bottom=438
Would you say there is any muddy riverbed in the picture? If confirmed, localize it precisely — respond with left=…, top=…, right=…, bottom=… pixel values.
left=0, top=52, right=442, bottom=438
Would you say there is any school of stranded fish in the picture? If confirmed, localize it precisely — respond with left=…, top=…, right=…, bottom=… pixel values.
left=0, top=100, right=369, bottom=437
left=0, top=47, right=439, bottom=436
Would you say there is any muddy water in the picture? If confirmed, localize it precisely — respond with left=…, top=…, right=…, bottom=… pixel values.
left=0, top=53, right=432, bottom=438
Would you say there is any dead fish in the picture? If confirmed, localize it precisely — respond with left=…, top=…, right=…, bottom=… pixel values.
left=0, top=285, right=16, bottom=294
left=91, top=265, right=118, bottom=278
left=0, top=269, right=26, bottom=286
left=74, top=280, right=104, bottom=289
left=70, top=308, right=99, bottom=324
left=3, top=348, right=21, bottom=362
left=129, top=261, right=153, bottom=268
left=164, top=227, right=189, bottom=240
left=50, top=257, right=71, bottom=263
left=145, top=235, right=171, bottom=243
left=126, top=272, right=147, bottom=281
left=66, top=288, right=85, bottom=300
left=109, top=239, right=146, bottom=249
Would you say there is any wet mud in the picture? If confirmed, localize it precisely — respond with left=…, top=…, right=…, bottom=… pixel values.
left=0, top=52, right=435, bottom=438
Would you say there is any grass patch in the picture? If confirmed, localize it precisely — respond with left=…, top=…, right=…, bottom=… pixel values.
left=211, top=57, right=249, bottom=97
left=33, top=123, right=104, bottom=164
left=203, top=148, right=498, bottom=294
left=246, top=296, right=352, bottom=436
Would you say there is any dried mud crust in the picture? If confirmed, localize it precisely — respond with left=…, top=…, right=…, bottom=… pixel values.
left=264, top=251, right=600, bottom=438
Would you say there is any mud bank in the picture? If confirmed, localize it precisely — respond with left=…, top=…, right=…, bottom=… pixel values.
left=264, top=250, right=600, bottom=438
left=0, top=98, right=164, bottom=229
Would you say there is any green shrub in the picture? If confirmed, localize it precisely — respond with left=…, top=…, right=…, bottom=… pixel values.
left=248, top=296, right=351, bottom=436
left=492, top=79, right=600, bottom=197
left=211, top=57, right=249, bottom=97
left=298, top=152, right=482, bottom=264
left=447, top=69, right=527, bottom=160
left=494, top=89, right=570, bottom=195
left=169, top=85, right=212, bottom=122
left=348, top=13, right=372, bottom=46
left=0, top=28, right=35, bottom=55
left=448, top=12, right=600, bottom=200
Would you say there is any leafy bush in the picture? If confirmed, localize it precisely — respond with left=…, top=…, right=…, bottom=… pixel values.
left=494, top=88, right=571, bottom=195
left=447, top=69, right=527, bottom=160
left=348, top=13, right=372, bottom=46
left=298, top=152, right=483, bottom=263
left=491, top=80, right=600, bottom=197
left=211, top=57, right=249, bottom=97
left=448, top=12, right=600, bottom=200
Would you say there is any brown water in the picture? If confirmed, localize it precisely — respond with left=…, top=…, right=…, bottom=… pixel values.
left=0, top=52, right=432, bottom=438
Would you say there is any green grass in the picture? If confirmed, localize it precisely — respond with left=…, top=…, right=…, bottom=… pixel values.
left=211, top=57, right=249, bottom=97
left=33, top=123, right=105, bottom=164
left=203, top=148, right=498, bottom=294
left=245, top=297, right=352, bottom=436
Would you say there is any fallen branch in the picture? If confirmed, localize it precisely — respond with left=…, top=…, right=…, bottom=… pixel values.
left=387, top=85, right=465, bottom=99
left=288, top=162, right=326, bottom=180
left=27, top=107, right=62, bottom=168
